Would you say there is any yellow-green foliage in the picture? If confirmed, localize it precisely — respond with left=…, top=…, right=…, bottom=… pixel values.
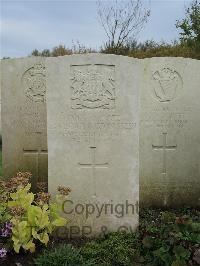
left=8, top=184, right=67, bottom=253
left=0, top=173, right=70, bottom=255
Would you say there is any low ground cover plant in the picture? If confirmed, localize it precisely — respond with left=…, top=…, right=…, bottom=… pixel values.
left=0, top=172, right=71, bottom=258
left=33, top=208, right=200, bottom=266
left=1, top=174, right=199, bottom=265
left=137, top=208, right=200, bottom=266
left=34, top=244, right=95, bottom=266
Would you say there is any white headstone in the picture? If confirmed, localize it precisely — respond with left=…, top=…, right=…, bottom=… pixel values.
left=1, top=57, right=48, bottom=189
left=140, top=58, right=200, bottom=207
left=47, top=54, right=139, bottom=236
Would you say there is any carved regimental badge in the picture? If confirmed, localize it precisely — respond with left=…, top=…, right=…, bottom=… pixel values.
left=22, top=63, right=46, bottom=102
left=71, top=64, right=115, bottom=109
left=152, top=68, right=182, bottom=102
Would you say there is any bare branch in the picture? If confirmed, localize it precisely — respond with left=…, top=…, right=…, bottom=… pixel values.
left=97, top=0, right=150, bottom=49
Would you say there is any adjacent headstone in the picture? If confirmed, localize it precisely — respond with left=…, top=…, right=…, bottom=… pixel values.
left=1, top=57, right=48, bottom=189
left=140, top=58, right=200, bottom=207
left=47, top=54, right=139, bottom=236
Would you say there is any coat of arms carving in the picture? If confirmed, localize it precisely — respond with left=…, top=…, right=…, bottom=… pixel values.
left=71, top=64, right=115, bottom=109
left=22, top=63, right=46, bottom=102
left=152, top=68, right=182, bottom=102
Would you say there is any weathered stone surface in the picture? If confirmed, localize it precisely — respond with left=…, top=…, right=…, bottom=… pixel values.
left=1, top=57, right=47, bottom=189
left=2, top=55, right=199, bottom=210
left=140, top=58, right=200, bottom=207
left=47, top=54, right=139, bottom=235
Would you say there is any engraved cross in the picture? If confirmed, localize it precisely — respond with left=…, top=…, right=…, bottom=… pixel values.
left=79, top=144, right=109, bottom=197
left=152, top=132, right=177, bottom=174
left=79, top=146, right=109, bottom=169
left=23, top=148, right=48, bottom=182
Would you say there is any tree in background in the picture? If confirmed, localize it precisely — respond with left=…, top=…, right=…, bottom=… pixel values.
left=176, top=0, right=200, bottom=48
left=31, top=49, right=40, bottom=56
left=30, top=1, right=200, bottom=60
left=40, top=49, right=51, bottom=57
left=31, top=42, right=95, bottom=57
left=51, top=45, right=72, bottom=57
left=31, top=45, right=71, bottom=57
left=97, top=0, right=150, bottom=53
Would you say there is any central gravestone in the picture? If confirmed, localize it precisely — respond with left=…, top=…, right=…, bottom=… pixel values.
left=47, top=54, right=139, bottom=236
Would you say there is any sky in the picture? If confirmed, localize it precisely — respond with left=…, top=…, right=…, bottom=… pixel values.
left=0, top=0, right=193, bottom=58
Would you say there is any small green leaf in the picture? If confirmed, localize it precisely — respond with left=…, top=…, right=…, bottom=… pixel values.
left=52, top=217, right=67, bottom=227
left=23, top=240, right=35, bottom=253
left=171, top=259, right=187, bottom=266
left=173, top=245, right=191, bottom=260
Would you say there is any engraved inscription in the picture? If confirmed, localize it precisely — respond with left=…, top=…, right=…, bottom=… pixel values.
left=141, top=112, right=189, bottom=129
left=152, top=68, right=182, bottom=102
left=22, top=63, right=46, bottom=102
left=23, top=105, right=46, bottom=134
left=71, top=64, right=115, bottom=109
left=57, top=114, right=136, bottom=143
left=152, top=132, right=177, bottom=174
left=141, top=105, right=192, bottom=130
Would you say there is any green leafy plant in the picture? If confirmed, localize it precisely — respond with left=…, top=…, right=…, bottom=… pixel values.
left=80, top=232, right=138, bottom=266
left=139, top=208, right=199, bottom=266
left=0, top=172, right=71, bottom=255
left=34, top=244, right=95, bottom=266
left=174, top=216, right=200, bottom=244
left=153, top=245, right=173, bottom=266
left=9, top=184, right=69, bottom=253
left=32, top=208, right=199, bottom=266
left=172, top=245, right=191, bottom=266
